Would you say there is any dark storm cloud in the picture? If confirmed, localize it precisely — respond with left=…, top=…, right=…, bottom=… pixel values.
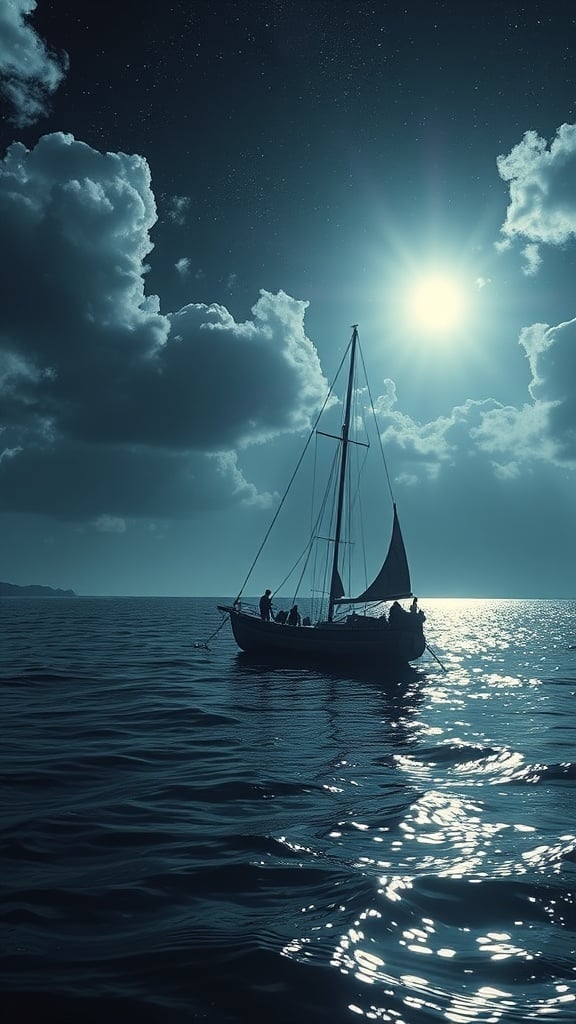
left=0, top=133, right=328, bottom=521
left=0, top=0, right=68, bottom=126
left=0, top=442, right=268, bottom=521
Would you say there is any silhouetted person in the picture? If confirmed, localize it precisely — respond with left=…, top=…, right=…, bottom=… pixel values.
left=288, top=605, right=301, bottom=626
left=389, top=601, right=403, bottom=627
left=410, top=596, right=426, bottom=627
left=259, top=589, right=273, bottom=620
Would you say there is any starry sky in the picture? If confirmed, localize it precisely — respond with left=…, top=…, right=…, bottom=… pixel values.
left=1, top=0, right=576, bottom=598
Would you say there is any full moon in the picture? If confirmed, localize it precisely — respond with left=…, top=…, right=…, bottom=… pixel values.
left=406, top=273, right=467, bottom=333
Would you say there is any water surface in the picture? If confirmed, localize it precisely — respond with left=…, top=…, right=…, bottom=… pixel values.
left=1, top=597, right=575, bottom=1022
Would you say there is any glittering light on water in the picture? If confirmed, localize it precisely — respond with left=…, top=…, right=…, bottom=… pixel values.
left=378, top=876, right=413, bottom=902
left=276, top=599, right=576, bottom=1024
left=476, top=931, right=534, bottom=961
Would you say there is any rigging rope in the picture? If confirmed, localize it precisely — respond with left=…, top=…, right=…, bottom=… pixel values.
left=357, top=332, right=421, bottom=606
left=233, top=339, right=353, bottom=604
left=194, top=612, right=229, bottom=649
left=426, top=642, right=448, bottom=673
left=271, top=444, right=339, bottom=607
left=358, top=341, right=396, bottom=505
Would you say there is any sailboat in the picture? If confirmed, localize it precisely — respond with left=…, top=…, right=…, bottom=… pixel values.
left=218, top=326, right=426, bottom=666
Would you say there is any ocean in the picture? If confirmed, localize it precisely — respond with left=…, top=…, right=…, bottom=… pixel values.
left=1, top=596, right=576, bottom=1023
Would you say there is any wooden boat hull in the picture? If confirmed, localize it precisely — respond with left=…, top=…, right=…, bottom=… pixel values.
left=218, top=606, right=425, bottom=665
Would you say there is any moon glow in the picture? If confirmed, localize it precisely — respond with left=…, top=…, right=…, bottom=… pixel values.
left=407, top=273, right=467, bottom=334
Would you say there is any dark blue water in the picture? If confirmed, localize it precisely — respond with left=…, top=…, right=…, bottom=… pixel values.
left=1, top=597, right=576, bottom=1023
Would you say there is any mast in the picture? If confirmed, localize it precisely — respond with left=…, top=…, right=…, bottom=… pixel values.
left=328, top=325, right=358, bottom=621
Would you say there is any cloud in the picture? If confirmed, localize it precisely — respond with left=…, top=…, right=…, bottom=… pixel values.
left=372, top=341, right=575, bottom=483
left=0, top=133, right=328, bottom=522
left=166, top=194, right=191, bottom=225
left=517, top=317, right=576, bottom=461
left=0, top=439, right=272, bottom=521
left=93, top=514, right=126, bottom=534
left=490, top=124, right=576, bottom=462
left=497, top=123, right=576, bottom=272
left=2, top=129, right=575, bottom=542
left=175, top=256, right=191, bottom=276
left=0, top=0, right=68, bottom=126
left=519, top=243, right=542, bottom=277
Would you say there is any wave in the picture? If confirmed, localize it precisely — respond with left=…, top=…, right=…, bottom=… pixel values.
left=2, top=597, right=576, bottom=1022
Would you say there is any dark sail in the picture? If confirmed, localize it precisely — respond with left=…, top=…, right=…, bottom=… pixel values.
left=334, top=505, right=412, bottom=604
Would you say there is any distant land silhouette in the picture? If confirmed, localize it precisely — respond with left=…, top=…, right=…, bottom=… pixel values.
left=0, top=581, right=76, bottom=597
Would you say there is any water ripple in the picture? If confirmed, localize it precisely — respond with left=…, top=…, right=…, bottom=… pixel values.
left=2, top=596, right=576, bottom=1022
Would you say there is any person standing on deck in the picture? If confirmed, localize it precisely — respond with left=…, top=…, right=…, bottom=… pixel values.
left=259, top=589, right=273, bottom=620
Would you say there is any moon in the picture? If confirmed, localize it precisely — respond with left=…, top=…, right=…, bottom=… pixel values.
left=406, top=272, right=468, bottom=334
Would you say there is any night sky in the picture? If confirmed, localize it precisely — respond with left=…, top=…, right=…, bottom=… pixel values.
left=1, top=0, right=576, bottom=597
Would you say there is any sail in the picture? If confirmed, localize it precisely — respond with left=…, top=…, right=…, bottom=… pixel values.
left=334, top=504, right=412, bottom=604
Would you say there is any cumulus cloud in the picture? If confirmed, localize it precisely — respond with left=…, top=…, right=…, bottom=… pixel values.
left=371, top=345, right=574, bottom=486
left=0, top=133, right=328, bottom=522
left=487, top=122, right=576, bottom=464
left=517, top=317, right=576, bottom=461
left=0, top=0, right=68, bottom=126
left=497, top=123, right=576, bottom=273
left=2, top=129, right=575, bottom=539
left=375, top=392, right=503, bottom=472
